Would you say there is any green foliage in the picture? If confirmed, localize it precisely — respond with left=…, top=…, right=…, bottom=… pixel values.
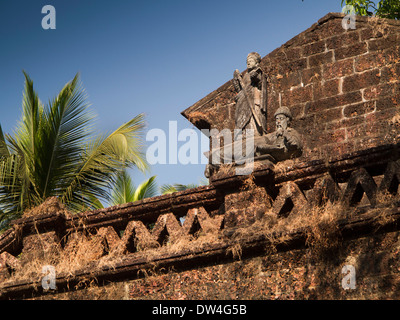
left=109, top=170, right=157, bottom=206
left=107, top=171, right=208, bottom=207
left=160, top=179, right=209, bottom=195
left=341, top=0, right=400, bottom=19
left=160, top=183, right=199, bottom=195
left=376, top=0, right=400, bottom=19
left=0, top=72, right=148, bottom=228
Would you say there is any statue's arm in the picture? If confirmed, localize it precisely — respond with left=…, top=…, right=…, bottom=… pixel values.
left=255, top=135, right=284, bottom=153
left=283, top=130, right=303, bottom=151
left=256, top=144, right=285, bottom=154
left=249, top=68, right=262, bottom=89
left=233, top=69, right=242, bottom=92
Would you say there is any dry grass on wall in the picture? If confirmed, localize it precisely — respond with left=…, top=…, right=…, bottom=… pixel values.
left=3, top=188, right=400, bottom=298
left=228, top=199, right=352, bottom=260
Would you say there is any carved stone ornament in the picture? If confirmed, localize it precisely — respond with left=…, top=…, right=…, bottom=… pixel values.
left=204, top=51, right=304, bottom=179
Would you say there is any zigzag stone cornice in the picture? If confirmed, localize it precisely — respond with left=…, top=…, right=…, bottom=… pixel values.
left=2, top=201, right=400, bottom=300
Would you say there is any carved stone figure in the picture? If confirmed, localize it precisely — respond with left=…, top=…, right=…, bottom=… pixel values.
left=203, top=52, right=303, bottom=178
left=233, top=52, right=268, bottom=138
left=204, top=106, right=303, bottom=178
left=254, top=106, right=303, bottom=162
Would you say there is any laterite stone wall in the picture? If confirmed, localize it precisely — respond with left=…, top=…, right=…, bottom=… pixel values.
left=182, top=13, right=400, bottom=163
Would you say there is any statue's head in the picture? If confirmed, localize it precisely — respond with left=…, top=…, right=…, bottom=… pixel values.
left=247, top=52, right=261, bottom=70
left=274, top=107, right=292, bottom=131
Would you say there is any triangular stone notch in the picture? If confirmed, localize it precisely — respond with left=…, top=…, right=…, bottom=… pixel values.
left=120, top=220, right=158, bottom=253
left=0, top=252, right=21, bottom=281
left=271, top=181, right=308, bottom=218
left=151, top=213, right=185, bottom=245
left=183, top=207, right=224, bottom=236
left=342, top=168, right=377, bottom=207
left=308, top=173, right=342, bottom=207
left=97, top=226, right=121, bottom=253
left=378, top=160, right=400, bottom=196
left=183, top=214, right=202, bottom=236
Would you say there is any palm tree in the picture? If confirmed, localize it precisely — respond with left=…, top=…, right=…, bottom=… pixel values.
left=108, top=170, right=157, bottom=206
left=0, top=72, right=148, bottom=228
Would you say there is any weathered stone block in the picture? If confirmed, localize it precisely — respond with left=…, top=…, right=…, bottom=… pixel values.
left=335, top=42, right=368, bottom=60
left=363, top=83, right=398, bottom=101
left=319, top=128, right=347, bottom=144
left=355, top=52, right=385, bottom=72
left=323, top=58, right=354, bottom=80
left=281, top=85, right=312, bottom=106
left=346, top=124, right=367, bottom=140
left=302, top=40, right=326, bottom=56
left=313, top=78, right=340, bottom=100
left=326, top=31, right=360, bottom=50
left=275, top=71, right=302, bottom=90
left=368, top=34, right=398, bottom=51
left=313, top=107, right=344, bottom=124
left=302, top=66, right=323, bottom=85
left=343, top=101, right=376, bottom=118
left=224, top=186, right=271, bottom=228
left=20, top=231, right=61, bottom=264
left=284, top=47, right=303, bottom=61
left=342, top=69, right=381, bottom=93
left=376, top=95, right=400, bottom=112
left=306, top=91, right=362, bottom=114
left=308, top=51, right=334, bottom=68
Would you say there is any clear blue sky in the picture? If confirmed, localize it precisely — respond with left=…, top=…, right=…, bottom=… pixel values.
left=0, top=0, right=343, bottom=193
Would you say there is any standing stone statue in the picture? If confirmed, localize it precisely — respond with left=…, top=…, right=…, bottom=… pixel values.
left=233, top=52, right=268, bottom=138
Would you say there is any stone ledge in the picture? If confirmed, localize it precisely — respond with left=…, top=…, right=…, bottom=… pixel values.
left=211, top=143, right=400, bottom=188
left=1, top=200, right=399, bottom=300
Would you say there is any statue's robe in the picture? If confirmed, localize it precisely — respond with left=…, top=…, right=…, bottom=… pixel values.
left=234, top=67, right=268, bottom=137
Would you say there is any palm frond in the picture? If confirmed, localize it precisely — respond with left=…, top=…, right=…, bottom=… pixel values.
left=61, top=113, right=149, bottom=210
left=16, top=71, right=44, bottom=162
left=39, top=73, right=94, bottom=198
left=109, top=171, right=157, bottom=206
left=0, top=125, right=10, bottom=159
left=160, top=183, right=199, bottom=195
left=0, top=73, right=44, bottom=214
left=109, top=170, right=136, bottom=205
left=133, top=175, right=157, bottom=201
